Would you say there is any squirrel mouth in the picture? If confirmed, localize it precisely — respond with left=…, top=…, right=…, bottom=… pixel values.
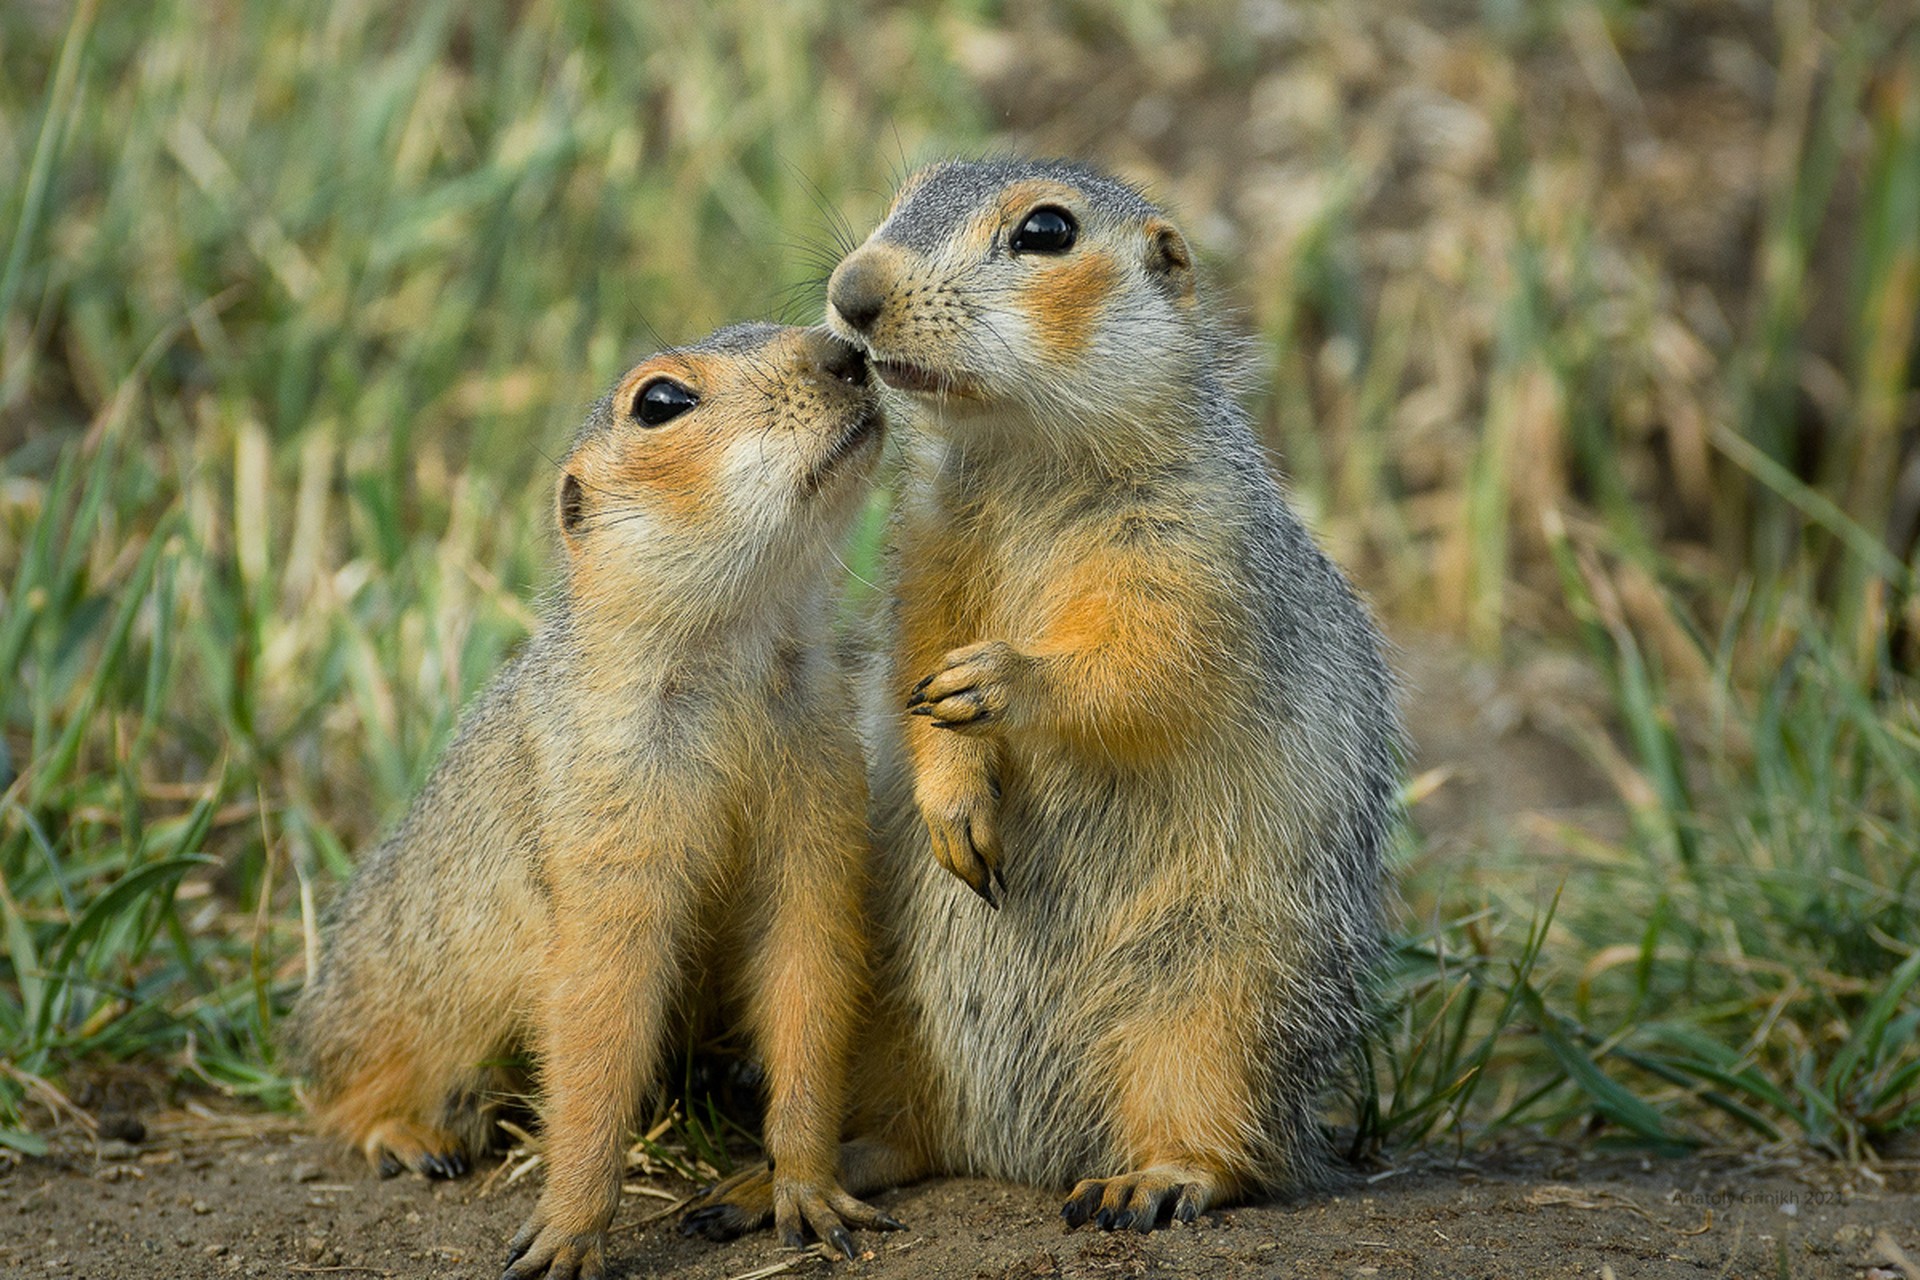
left=873, top=358, right=976, bottom=398
left=805, top=406, right=883, bottom=494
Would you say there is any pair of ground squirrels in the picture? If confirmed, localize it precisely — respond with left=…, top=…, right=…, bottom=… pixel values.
left=293, top=158, right=1399, bottom=1276
left=289, top=324, right=895, bottom=1280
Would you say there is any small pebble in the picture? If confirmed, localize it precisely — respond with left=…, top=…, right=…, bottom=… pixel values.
left=99, top=1114, right=147, bottom=1144
left=291, top=1162, right=326, bottom=1183
left=191, top=1200, right=212, bottom=1215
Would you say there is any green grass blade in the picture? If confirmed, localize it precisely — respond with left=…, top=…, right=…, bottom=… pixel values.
left=1520, top=984, right=1687, bottom=1146
left=29, top=854, right=214, bottom=1048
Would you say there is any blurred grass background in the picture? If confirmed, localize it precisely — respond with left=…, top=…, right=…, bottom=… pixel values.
left=2, top=0, right=1916, bottom=1167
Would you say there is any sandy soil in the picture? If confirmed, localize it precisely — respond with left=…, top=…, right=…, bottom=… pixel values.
left=8, top=1119, right=1919, bottom=1280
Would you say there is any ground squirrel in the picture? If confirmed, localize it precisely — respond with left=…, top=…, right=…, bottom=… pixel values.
left=288, top=324, right=898, bottom=1279
left=685, top=159, right=1401, bottom=1238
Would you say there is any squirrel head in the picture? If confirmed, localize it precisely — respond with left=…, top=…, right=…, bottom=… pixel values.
left=825, top=159, right=1205, bottom=439
left=557, top=323, right=881, bottom=618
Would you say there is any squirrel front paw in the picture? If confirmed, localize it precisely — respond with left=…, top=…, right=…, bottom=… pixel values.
left=906, top=640, right=1032, bottom=732
left=915, top=763, right=1004, bottom=908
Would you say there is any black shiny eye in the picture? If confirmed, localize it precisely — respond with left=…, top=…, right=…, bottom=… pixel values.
left=1011, top=206, right=1077, bottom=254
left=633, top=378, right=697, bottom=426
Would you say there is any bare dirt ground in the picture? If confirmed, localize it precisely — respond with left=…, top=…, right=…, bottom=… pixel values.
left=8, top=1119, right=1920, bottom=1280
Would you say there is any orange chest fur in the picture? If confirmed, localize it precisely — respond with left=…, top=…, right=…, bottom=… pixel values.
left=893, top=521, right=993, bottom=694
left=889, top=508, right=1111, bottom=688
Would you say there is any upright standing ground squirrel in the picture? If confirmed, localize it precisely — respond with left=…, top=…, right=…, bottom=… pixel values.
left=288, top=324, right=899, bottom=1279
left=685, top=159, right=1401, bottom=1238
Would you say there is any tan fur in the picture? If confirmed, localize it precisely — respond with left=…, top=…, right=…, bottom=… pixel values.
left=288, top=324, right=895, bottom=1279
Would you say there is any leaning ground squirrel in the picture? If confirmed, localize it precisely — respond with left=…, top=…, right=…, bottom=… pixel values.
left=686, top=158, right=1401, bottom=1238
left=288, top=324, right=897, bottom=1279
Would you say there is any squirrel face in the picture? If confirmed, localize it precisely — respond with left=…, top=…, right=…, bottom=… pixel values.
left=557, top=324, right=881, bottom=607
left=826, top=159, right=1203, bottom=431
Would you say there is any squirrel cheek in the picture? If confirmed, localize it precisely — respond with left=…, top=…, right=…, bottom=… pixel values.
left=715, top=437, right=797, bottom=522
left=1016, top=250, right=1120, bottom=366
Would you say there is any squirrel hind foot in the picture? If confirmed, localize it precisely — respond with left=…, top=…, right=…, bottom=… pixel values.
left=362, top=1117, right=472, bottom=1181
left=679, top=1162, right=774, bottom=1240
left=1061, top=1167, right=1218, bottom=1234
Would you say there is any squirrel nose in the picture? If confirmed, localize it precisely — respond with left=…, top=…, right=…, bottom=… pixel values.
left=828, top=255, right=888, bottom=333
left=812, top=333, right=868, bottom=386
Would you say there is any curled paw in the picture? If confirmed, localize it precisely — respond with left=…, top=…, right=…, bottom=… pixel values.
left=1061, top=1168, right=1212, bottom=1234
left=906, top=640, right=1030, bottom=732
left=502, top=1205, right=607, bottom=1280
left=923, top=793, right=1005, bottom=909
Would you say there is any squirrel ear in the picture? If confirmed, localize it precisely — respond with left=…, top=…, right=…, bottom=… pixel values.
left=1143, top=219, right=1195, bottom=303
left=558, top=472, right=587, bottom=550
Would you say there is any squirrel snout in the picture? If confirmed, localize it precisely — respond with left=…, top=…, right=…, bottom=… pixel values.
left=828, top=254, right=889, bottom=333
left=816, top=335, right=868, bottom=386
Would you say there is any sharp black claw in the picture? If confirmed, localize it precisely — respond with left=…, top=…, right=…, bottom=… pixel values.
left=377, top=1153, right=402, bottom=1179
left=909, top=673, right=935, bottom=702
left=991, top=865, right=1007, bottom=897
left=829, top=1226, right=856, bottom=1259
left=971, top=878, right=999, bottom=910
left=909, top=704, right=933, bottom=717
left=1132, top=1209, right=1155, bottom=1234
left=779, top=1227, right=806, bottom=1250
left=504, top=1237, right=531, bottom=1267
left=877, top=1213, right=906, bottom=1231
left=426, top=1153, right=466, bottom=1179
left=1095, top=1208, right=1116, bottom=1230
